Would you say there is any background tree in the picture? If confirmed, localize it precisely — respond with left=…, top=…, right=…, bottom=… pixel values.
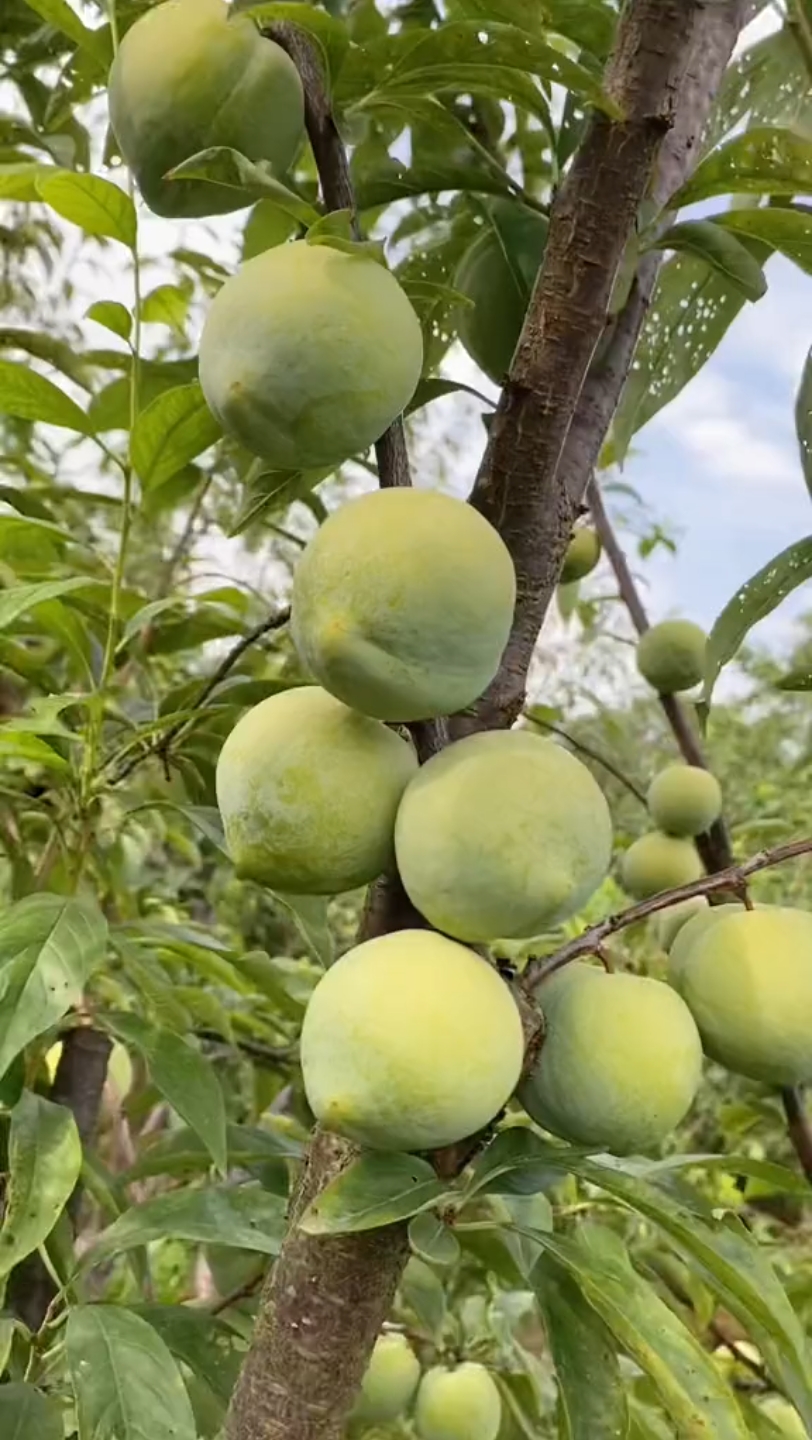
left=0, top=3, right=811, bottom=1440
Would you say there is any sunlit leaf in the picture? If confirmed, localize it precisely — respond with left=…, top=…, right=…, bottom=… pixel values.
left=534, top=1254, right=628, bottom=1440
left=86, top=300, right=132, bottom=342
left=130, top=383, right=222, bottom=491
left=713, top=206, right=812, bottom=277
left=654, top=220, right=767, bottom=301
left=167, top=147, right=320, bottom=226
left=37, top=171, right=136, bottom=247
left=0, top=360, right=91, bottom=433
left=676, top=127, right=812, bottom=206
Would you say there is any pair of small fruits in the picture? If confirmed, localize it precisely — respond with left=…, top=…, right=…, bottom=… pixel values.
left=622, top=762, right=722, bottom=900
left=357, top=1334, right=501, bottom=1440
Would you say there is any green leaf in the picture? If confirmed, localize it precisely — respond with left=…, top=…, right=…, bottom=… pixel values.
left=704, top=536, right=812, bottom=704
left=0, top=731, right=71, bottom=773
left=534, top=1255, right=628, bottom=1440
left=126, top=1122, right=303, bottom=1181
left=106, top=1013, right=227, bottom=1175
left=0, top=1090, right=81, bottom=1280
left=654, top=220, right=767, bottom=302
left=300, top=1153, right=447, bottom=1235
left=66, top=1306, right=196, bottom=1440
left=529, top=1226, right=749, bottom=1440
left=86, top=300, right=132, bottom=342
left=797, top=346, right=812, bottom=492
left=272, top=892, right=334, bottom=967
left=406, top=376, right=495, bottom=417
left=139, top=283, right=192, bottom=333
left=0, top=359, right=91, bottom=433
left=464, top=1126, right=573, bottom=1200
left=129, top=1307, right=243, bottom=1404
left=408, top=1210, right=461, bottom=1268
left=0, top=1384, right=63, bottom=1440
left=676, top=127, right=812, bottom=207
left=129, top=802, right=228, bottom=856
left=0, top=894, right=108, bottom=1081
left=36, top=171, right=136, bottom=248
left=711, top=205, right=812, bottom=277
left=21, top=0, right=110, bottom=62
left=704, top=28, right=812, bottom=152
left=167, top=147, right=320, bottom=226
left=90, top=1185, right=287, bottom=1261
left=229, top=465, right=332, bottom=536
left=0, top=162, right=55, bottom=201
left=583, top=1160, right=812, bottom=1431
left=130, top=383, right=222, bottom=492
left=230, top=3, right=350, bottom=87
left=0, top=577, right=92, bottom=632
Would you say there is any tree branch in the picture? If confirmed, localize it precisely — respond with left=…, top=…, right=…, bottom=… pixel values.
left=523, top=836, right=812, bottom=988
left=781, top=1087, right=812, bottom=1185
left=587, top=476, right=734, bottom=875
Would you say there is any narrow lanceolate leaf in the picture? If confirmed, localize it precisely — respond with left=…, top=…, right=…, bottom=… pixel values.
left=21, top=0, right=111, bottom=63
left=272, top=892, right=334, bottom=967
left=0, top=359, right=91, bottom=433
left=675, top=127, right=812, bottom=206
left=654, top=220, right=767, bottom=302
left=130, top=383, right=222, bottom=491
left=0, top=577, right=90, bottom=632
left=300, top=1153, right=447, bottom=1234
left=130, top=1307, right=243, bottom=1403
left=90, top=1185, right=287, bottom=1261
left=37, top=172, right=137, bottom=248
left=713, top=207, right=812, bottom=277
left=0, top=1383, right=63, bottom=1440
left=106, top=1013, right=227, bottom=1175
left=0, top=894, right=108, bottom=1081
left=534, top=1255, right=628, bottom=1440
left=797, top=346, right=812, bottom=492
left=0, top=1090, right=81, bottom=1279
left=529, top=1227, right=749, bottom=1440
left=66, top=1306, right=197, bottom=1440
left=704, top=536, right=812, bottom=704
left=583, top=1161, right=812, bottom=1431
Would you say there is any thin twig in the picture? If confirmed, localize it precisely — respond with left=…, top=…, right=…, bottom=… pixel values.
left=523, top=711, right=647, bottom=805
left=781, top=1087, right=812, bottom=1185
left=211, top=1268, right=266, bottom=1317
left=523, top=836, right=812, bottom=989
left=196, top=1029, right=298, bottom=1068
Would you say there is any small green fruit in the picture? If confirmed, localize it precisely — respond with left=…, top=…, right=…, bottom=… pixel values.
left=655, top=897, right=708, bottom=952
left=291, top=488, right=516, bottom=722
left=215, top=686, right=417, bottom=894
left=755, top=1396, right=807, bottom=1437
left=415, top=1362, right=502, bottom=1440
left=454, top=201, right=549, bottom=384
left=680, top=908, right=812, bottom=1086
left=560, top=528, right=602, bottom=584
left=636, top=620, right=707, bottom=694
left=520, top=965, right=702, bottom=1154
left=199, top=241, right=423, bottom=471
left=357, top=1333, right=421, bottom=1423
left=647, top=764, right=722, bottom=837
left=108, top=0, right=304, bottom=217
left=395, top=731, right=613, bottom=942
left=621, top=832, right=702, bottom=900
left=300, top=930, right=524, bottom=1152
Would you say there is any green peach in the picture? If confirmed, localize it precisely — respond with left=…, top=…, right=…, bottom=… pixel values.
left=415, top=1363, right=502, bottom=1440
left=215, top=686, right=416, bottom=894
left=621, top=832, right=703, bottom=900
left=520, top=965, right=703, bottom=1153
left=357, top=1333, right=421, bottom=1423
left=679, top=908, right=812, bottom=1086
left=667, top=902, right=747, bottom=993
left=647, top=764, right=722, bottom=837
left=655, top=896, right=708, bottom=952
left=636, top=620, right=707, bottom=694
left=108, top=0, right=304, bottom=218
left=454, top=201, right=548, bottom=384
left=300, top=930, right=524, bottom=1152
left=199, top=241, right=423, bottom=471
left=560, top=527, right=602, bottom=584
left=395, top=731, right=612, bottom=942
left=291, top=488, right=516, bottom=722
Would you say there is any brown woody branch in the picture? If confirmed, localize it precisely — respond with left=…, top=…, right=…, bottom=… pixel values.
left=781, top=1087, right=812, bottom=1185
left=522, top=836, right=812, bottom=989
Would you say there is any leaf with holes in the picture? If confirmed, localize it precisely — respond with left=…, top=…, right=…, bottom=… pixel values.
left=704, top=536, right=812, bottom=704
left=534, top=1254, right=628, bottom=1440
left=37, top=172, right=136, bottom=247
left=0, top=1090, right=81, bottom=1278
left=0, top=893, right=108, bottom=1081
left=676, top=127, right=812, bottom=206
left=90, top=1185, right=287, bottom=1261
left=704, top=28, right=812, bottom=151
left=0, top=360, right=91, bottom=434
left=0, top=1384, right=63, bottom=1440
left=106, top=1013, right=227, bottom=1174
left=300, top=1153, right=447, bottom=1234
left=654, top=220, right=767, bottom=302
left=67, top=1306, right=197, bottom=1440
left=131, top=384, right=222, bottom=492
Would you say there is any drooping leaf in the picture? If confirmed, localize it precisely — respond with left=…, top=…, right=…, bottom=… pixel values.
left=798, top=345, right=812, bottom=492
left=130, top=383, right=222, bottom=492
left=0, top=893, right=108, bottom=1081
left=704, top=536, right=812, bottom=704
left=534, top=1254, right=628, bottom=1440
left=86, top=300, right=132, bottom=342
left=272, top=892, right=334, bottom=967
left=406, top=375, right=495, bottom=417
left=105, top=1013, right=227, bottom=1175
left=0, top=1089, right=81, bottom=1279
left=66, top=1306, right=197, bottom=1440
left=654, top=220, right=767, bottom=301
left=713, top=206, right=812, bottom=277
left=36, top=171, right=137, bottom=248
left=166, top=147, right=320, bottom=226
left=0, top=359, right=91, bottom=433
left=408, top=1210, right=461, bottom=1267
left=126, top=1122, right=303, bottom=1181
left=90, top=1185, right=287, bottom=1261
left=463, top=1126, right=574, bottom=1200
left=229, top=465, right=332, bottom=537
left=300, top=1153, right=447, bottom=1234
left=676, top=127, right=812, bottom=207
left=0, top=1383, right=63, bottom=1440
